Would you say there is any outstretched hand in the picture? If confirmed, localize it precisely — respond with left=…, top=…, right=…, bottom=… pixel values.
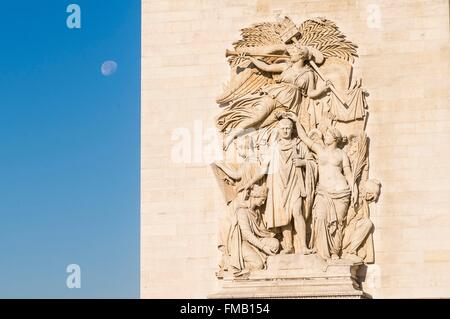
left=321, top=79, right=332, bottom=95
left=236, top=51, right=256, bottom=62
left=285, top=112, right=298, bottom=122
left=234, top=52, right=251, bottom=65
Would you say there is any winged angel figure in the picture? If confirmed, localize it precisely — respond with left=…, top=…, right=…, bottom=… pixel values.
left=216, top=17, right=360, bottom=151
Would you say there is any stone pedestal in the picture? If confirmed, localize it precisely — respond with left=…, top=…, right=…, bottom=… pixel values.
left=209, top=254, right=369, bottom=299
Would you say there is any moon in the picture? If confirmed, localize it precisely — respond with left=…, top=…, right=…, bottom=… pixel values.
left=101, top=60, right=118, bottom=76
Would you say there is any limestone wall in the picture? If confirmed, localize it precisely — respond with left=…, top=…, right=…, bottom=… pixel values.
left=141, top=0, right=450, bottom=298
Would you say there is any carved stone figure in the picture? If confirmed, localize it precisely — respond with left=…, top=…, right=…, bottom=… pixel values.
left=342, top=179, right=381, bottom=263
left=288, top=112, right=356, bottom=260
left=211, top=136, right=264, bottom=278
left=212, top=16, right=381, bottom=283
left=218, top=44, right=330, bottom=151
left=216, top=17, right=362, bottom=150
left=238, top=115, right=317, bottom=254
left=227, top=184, right=279, bottom=275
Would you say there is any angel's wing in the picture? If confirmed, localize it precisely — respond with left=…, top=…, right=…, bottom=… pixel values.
left=216, top=63, right=276, bottom=106
left=216, top=22, right=285, bottom=106
left=298, top=18, right=358, bottom=63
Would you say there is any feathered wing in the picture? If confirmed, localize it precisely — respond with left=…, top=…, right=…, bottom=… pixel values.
left=217, top=17, right=359, bottom=105
left=216, top=22, right=285, bottom=106
left=298, top=18, right=358, bottom=63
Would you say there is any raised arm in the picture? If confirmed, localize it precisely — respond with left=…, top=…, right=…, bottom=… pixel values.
left=306, top=72, right=330, bottom=99
left=285, top=113, right=323, bottom=155
left=249, top=57, right=288, bottom=73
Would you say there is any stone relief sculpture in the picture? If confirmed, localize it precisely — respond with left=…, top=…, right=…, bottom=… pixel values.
left=228, top=184, right=280, bottom=275
left=212, top=16, right=381, bottom=283
left=291, top=115, right=356, bottom=261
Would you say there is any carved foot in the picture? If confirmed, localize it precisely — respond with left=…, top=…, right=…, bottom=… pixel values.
left=298, top=247, right=314, bottom=255
left=280, top=247, right=294, bottom=255
left=215, top=269, right=225, bottom=279
left=233, top=269, right=250, bottom=278
left=331, top=253, right=340, bottom=260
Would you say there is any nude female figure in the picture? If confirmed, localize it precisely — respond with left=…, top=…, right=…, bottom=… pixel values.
left=286, top=112, right=357, bottom=260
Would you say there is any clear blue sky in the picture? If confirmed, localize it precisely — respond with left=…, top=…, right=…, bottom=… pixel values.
left=0, top=1, right=140, bottom=298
